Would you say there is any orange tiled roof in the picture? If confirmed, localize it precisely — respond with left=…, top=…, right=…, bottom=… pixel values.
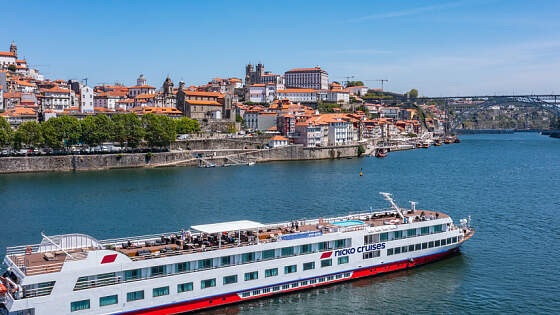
left=185, top=100, right=222, bottom=105
left=0, top=52, right=15, bottom=57
left=277, top=89, right=316, bottom=93
left=270, top=135, right=288, bottom=141
left=42, top=86, right=70, bottom=94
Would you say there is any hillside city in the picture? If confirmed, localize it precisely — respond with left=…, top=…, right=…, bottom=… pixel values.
left=0, top=41, right=459, bottom=155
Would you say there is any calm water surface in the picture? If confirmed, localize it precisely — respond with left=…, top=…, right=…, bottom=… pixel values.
left=1, top=133, right=559, bottom=314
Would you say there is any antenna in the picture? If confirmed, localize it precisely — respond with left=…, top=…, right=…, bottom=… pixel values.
left=409, top=201, right=417, bottom=211
left=363, top=79, right=389, bottom=91
left=380, top=192, right=405, bottom=219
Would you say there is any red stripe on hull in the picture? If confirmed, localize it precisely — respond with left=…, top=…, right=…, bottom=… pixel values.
left=123, top=248, right=459, bottom=314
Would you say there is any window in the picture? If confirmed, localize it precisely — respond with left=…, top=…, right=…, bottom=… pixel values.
left=282, top=284, right=290, bottom=290
left=300, top=244, right=312, bottom=254
left=71, top=299, right=90, bottom=312
left=303, top=262, right=315, bottom=271
left=201, top=279, right=216, bottom=289
left=284, top=265, right=297, bottom=274
left=401, top=246, right=408, bottom=253
left=434, top=225, right=443, bottom=233
left=364, top=234, right=380, bottom=244
left=242, top=252, right=255, bottom=263
left=124, top=269, right=141, bottom=281
left=265, top=268, right=278, bottom=277
left=421, top=227, right=429, bottom=235
left=407, top=229, right=417, bottom=237
left=242, top=292, right=250, bottom=298
left=334, top=239, right=346, bottom=249
left=387, top=248, right=394, bottom=255
left=281, top=247, right=294, bottom=257
left=127, top=290, right=144, bottom=302
left=153, top=286, right=169, bottom=297
left=319, top=277, right=325, bottom=282
left=447, top=237, right=452, bottom=244
left=262, top=249, right=275, bottom=260
left=224, top=275, right=238, bottom=285
left=435, top=240, right=441, bottom=247
left=176, top=262, right=189, bottom=273
left=441, top=239, right=447, bottom=246
left=409, top=245, right=415, bottom=252
left=415, top=243, right=421, bottom=250
left=321, top=259, right=332, bottom=267
left=99, top=295, right=118, bottom=307
left=394, top=247, right=401, bottom=254
left=318, top=241, right=330, bottom=251
left=199, top=259, right=213, bottom=269
left=428, top=241, right=434, bottom=248
left=452, top=237, right=458, bottom=243
left=273, top=286, right=280, bottom=292
left=151, top=265, right=166, bottom=277
left=380, top=233, right=388, bottom=241
left=338, top=256, right=349, bottom=264
left=393, top=231, right=403, bottom=240
left=245, top=271, right=258, bottom=281
left=363, top=251, right=380, bottom=259
left=291, top=282, right=299, bottom=288
left=221, top=256, right=232, bottom=266
left=422, top=242, right=428, bottom=249
left=177, top=282, right=193, bottom=293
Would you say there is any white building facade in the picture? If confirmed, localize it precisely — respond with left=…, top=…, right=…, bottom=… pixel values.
left=285, top=67, right=328, bottom=90
left=80, top=86, right=94, bottom=113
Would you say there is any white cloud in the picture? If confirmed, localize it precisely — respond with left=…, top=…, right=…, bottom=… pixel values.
left=350, top=1, right=467, bottom=22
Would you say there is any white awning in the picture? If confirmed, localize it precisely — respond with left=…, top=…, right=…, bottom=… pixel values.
left=191, top=220, right=264, bottom=234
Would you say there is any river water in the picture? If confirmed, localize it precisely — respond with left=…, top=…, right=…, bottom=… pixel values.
left=1, top=133, right=559, bottom=314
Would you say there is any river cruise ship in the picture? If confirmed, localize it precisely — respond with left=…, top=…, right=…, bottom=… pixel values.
left=1, top=193, right=474, bottom=315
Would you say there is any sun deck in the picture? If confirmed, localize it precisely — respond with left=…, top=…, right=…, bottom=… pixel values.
left=5, top=208, right=448, bottom=276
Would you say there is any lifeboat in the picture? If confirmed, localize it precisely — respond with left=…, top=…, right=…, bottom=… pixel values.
left=375, top=151, right=388, bottom=158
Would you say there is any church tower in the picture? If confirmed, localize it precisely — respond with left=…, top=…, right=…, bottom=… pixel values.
left=9, top=42, right=17, bottom=57
left=163, top=76, right=173, bottom=95
left=137, top=74, right=147, bottom=86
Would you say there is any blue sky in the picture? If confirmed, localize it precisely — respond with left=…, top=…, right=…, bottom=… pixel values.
left=2, top=0, right=559, bottom=96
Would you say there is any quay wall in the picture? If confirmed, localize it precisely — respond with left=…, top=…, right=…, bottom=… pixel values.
left=0, top=144, right=359, bottom=174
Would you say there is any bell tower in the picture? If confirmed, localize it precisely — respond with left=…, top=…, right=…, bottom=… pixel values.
left=9, top=41, right=17, bottom=57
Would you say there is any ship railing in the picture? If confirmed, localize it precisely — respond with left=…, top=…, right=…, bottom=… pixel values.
left=99, top=231, right=183, bottom=247
left=21, top=262, right=65, bottom=276
left=21, top=284, right=56, bottom=299
left=6, top=244, right=42, bottom=256
left=128, top=240, right=260, bottom=261
left=74, top=275, right=121, bottom=291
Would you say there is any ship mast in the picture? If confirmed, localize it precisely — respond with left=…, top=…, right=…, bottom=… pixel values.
left=380, top=192, right=405, bottom=220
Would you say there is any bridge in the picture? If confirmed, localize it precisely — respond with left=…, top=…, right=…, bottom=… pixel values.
left=417, top=94, right=560, bottom=130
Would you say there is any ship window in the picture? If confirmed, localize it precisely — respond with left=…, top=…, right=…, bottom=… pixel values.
left=273, top=286, right=280, bottom=291
left=153, top=286, right=169, bottom=297
left=364, top=234, right=380, bottom=244
left=242, top=252, right=255, bottom=263
left=363, top=250, right=380, bottom=259
left=380, top=233, right=389, bottom=241
left=435, top=240, right=441, bottom=247
left=422, top=243, right=428, bottom=249
left=177, top=282, right=193, bottom=293
left=303, top=262, right=315, bottom=270
left=394, top=247, right=401, bottom=254
left=318, top=241, right=331, bottom=251
left=447, top=237, right=452, bottom=244
left=335, top=239, right=346, bottom=249
left=221, top=256, right=232, bottom=266
left=252, top=289, right=261, bottom=295
left=300, top=244, right=312, bottom=254
left=126, top=290, right=144, bottom=302
left=284, top=265, right=297, bottom=274
left=291, top=282, right=299, bottom=288
left=310, top=279, right=317, bottom=284
left=151, top=265, right=166, bottom=277
left=327, top=276, right=334, bottom=281
left=434, top=225, right=443, bottom=233
left=70, top=299, right=90, bottom=312
left=336, top=274, right=343, bottom=279
left=428, top=241, right=434, bottom=248
left=201, top=278, right=216, bottom=289
left=282, top=284, right=290, bottom=290
left=421, top=227, right=429, bottom=235
left=319, top=277, right=325, bottom=282
left=338, top=256, right=349, bottom=264
left=407, top=229, right=417, bottom=237
left=321, top=259, right=332, bottom=267
left=99, top=295, right=118, bottom=306
left=452, top=237, right=458, bottom=243
left=281, top=247, right=294, bottom=257
left=263, top=288, right=271, bottom=293
left=242, top=292, right=250, bottom=297
left=393, top=231, right=403, bottom=240
left=199, top=259, right=213, bottom=269
left=344, top=272, right=351, bottom=277
left=176, top=262, right=189, bottom=273
left=441, top=239, right=447, bottom=246
left=415, top=244, right=421, bottom=250
left=387, top=248, right=394, bottom=255
left=124, top=269, right=141, bottom=281
left=262, top=249, right=275, bottom=260
left=244, top=271, right=258, bottom=281
left=265, top=268, right=278, bottom=277
left=224, top=275, right=238, bottom=285
left=401, top=246, right=408, bottom=253
left=409, top=245, right=415, bottom=252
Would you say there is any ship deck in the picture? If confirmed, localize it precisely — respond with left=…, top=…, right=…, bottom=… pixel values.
left=7, top=209, right=448, bottom=275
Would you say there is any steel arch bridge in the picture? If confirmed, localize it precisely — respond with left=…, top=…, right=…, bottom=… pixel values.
left=418, top=94, right=560, bottom=130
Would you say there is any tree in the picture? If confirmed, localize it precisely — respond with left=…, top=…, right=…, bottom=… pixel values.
left=13, top=121, right=43, bottom=149
left=112, top=113, right=145, bottom=149
left=346, top=81, right=364, bottom=87
left=174, top=117, right=200, bottom=134
left=41, top=116, right=81, bottom=149
left=142, top=114, right=176, bottom=148
left=408, top=89, right=419, bottom=98
left=0, top=116, right=12, bottom=147
left=80, top=114, right=114, bottom=147
left=8, top=64, right=16, bottom=72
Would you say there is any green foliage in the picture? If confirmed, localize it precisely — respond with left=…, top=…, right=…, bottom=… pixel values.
left=356, top=105, right=369, bottom=114
left=14, top=121, right=43, bottom=149
left=142, top=114, right=176, bottom=148
left=0, top=116, right=13, bottom=147
left=8, top=64, right=16, bottom=72
left=112, top=113, right=145, bottom=149
left=174, top=117, right=200, bottom=134
left=236, top=114, right=244, bottom=124
left=80, top=114, right=114, bottom=147
left=408, top=89, right=419, bottom=98
left=41, top=116, right=81, bottom=149
left=318, top=103, right=344, bottom=113
left=346, top=81, right=364, bottom=87
left=407, top=132, right=417, bottom=138
left=357, top=144, right=365, bottom=157
left=226, top=123, right=237, bottom=134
